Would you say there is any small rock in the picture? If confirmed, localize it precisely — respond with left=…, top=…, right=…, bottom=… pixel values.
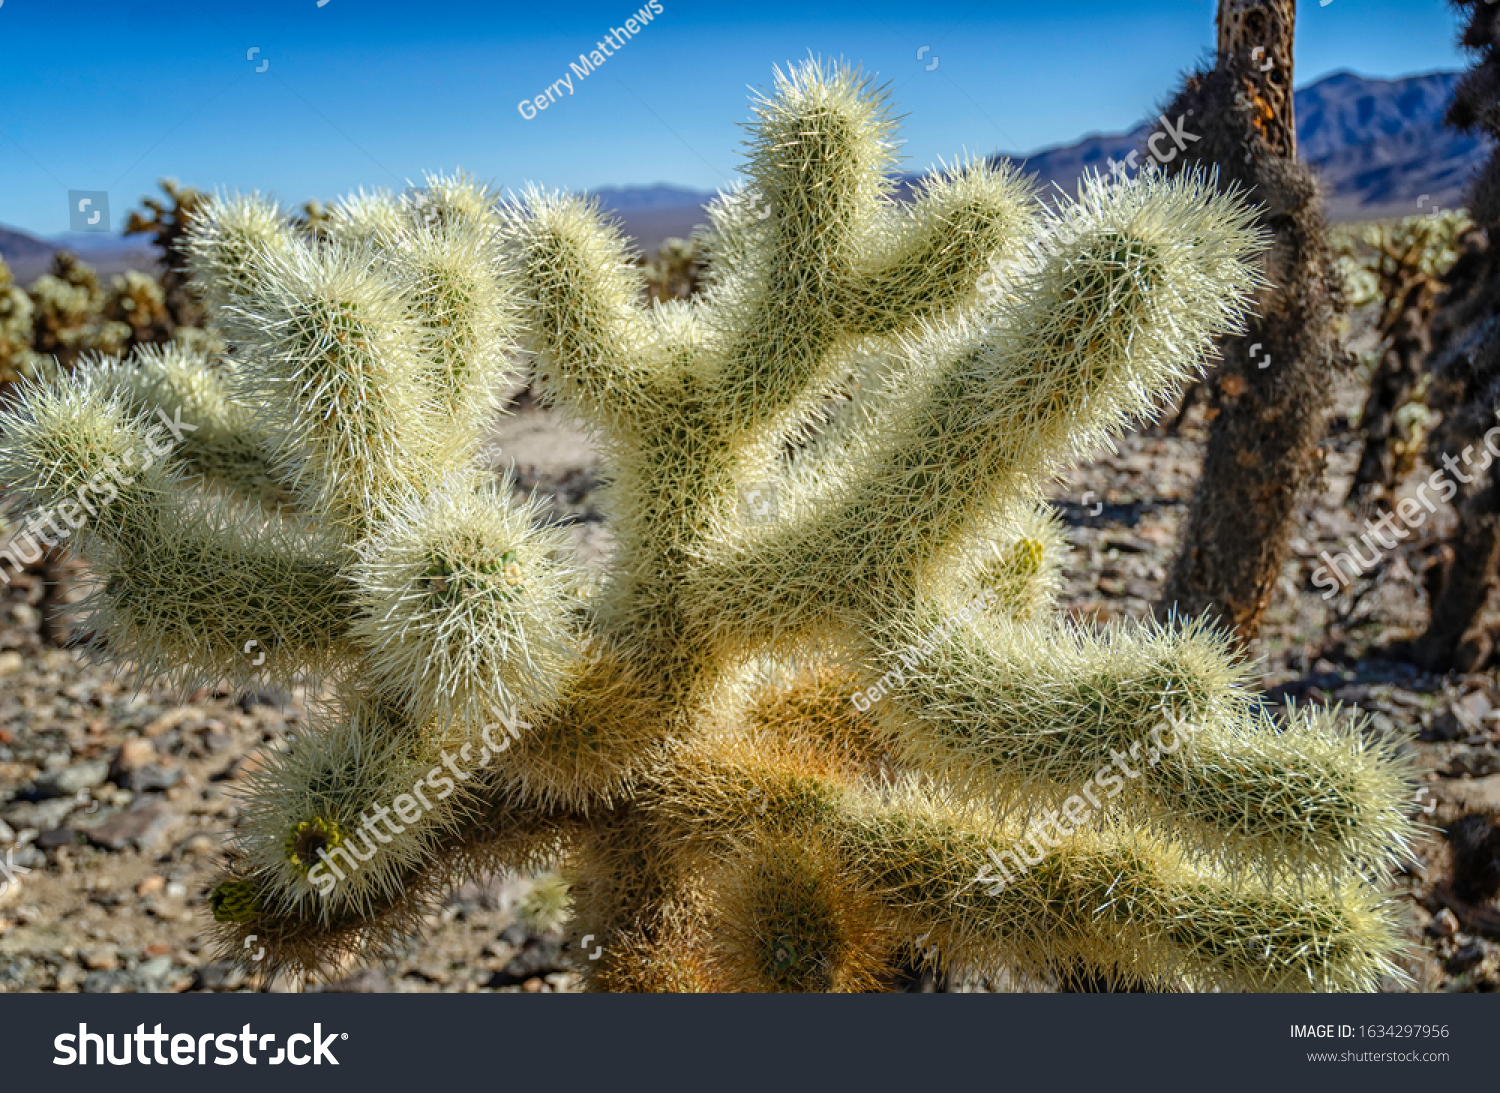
left=118, top=763, right=181, bottom=794
left=36, top=827, right=79, bottom=850
left=32, top=760, right=110, bottom=799
left=198, top=728, right=233, bottom=755
left=143, top=707, right=206, bottom=738
left=80, top=947, right=119, bottom=971
left=135, top=875, right=165, bottom=897
left=499, top=923, right=529, bottom=947
left=81, top=969, right=134, bottom=994
left=1428, top=908, right=1460, bottom=938
left=192, top=962, right=242, bottom=992
left=177, top=834, right=216, bottom=855
left=1458, top=690, right=1493, bottom=725
left=237, top=690, right=289, bottom=714
left=1446, top=940, right=1486, bottom=976
left=110, top=738, right=155, bottom=778
left=316, top=967, right=392, bottom=993
left=83, top=801, right=175, bottom=853
left=1432, top=774, right=1500, bottom=814
left=1424, top=711, right=1465, bottom=742
left=136, top=955, right=173, bottom=982
left=165, top=881, right=187, bottom=899
left=488, top=938, right=564, bottom=987
left=0, top=874, right=21, bottom=908
left=0, top=651, right=23, bottom=676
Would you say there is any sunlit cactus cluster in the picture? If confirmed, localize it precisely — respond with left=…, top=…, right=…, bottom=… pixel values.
left=0, top=61, right=1416, bottom=992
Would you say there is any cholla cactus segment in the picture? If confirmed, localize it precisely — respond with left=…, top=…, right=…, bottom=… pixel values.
left=701, top=833, right=896, bottom=993
left=865, top=611, right=1415, bottom=880
left=0, top=375, right=178, bottom=549
left=967, top=502, right=1069, bottom=621
left=222, top=237, right=444, bottom=531
left=502, top=187, right=660, bottom=429
left=409, top=170, right=502, bottom=235
left=514, top=870, right=574, bottom=934
left=183, top=191, right=296, bottom=339
left=0, top=60, right=1415, bottom=990
left=236, top=690, right=467, bottom=921
left=830, top=785, right=1407, bottom=994
left=349, top=479, right=584, bottom=732
left=77, top=345, right=299, bottom=512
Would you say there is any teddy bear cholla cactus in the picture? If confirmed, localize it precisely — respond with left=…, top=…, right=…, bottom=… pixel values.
left=0, top=62, right=1414, bottom=992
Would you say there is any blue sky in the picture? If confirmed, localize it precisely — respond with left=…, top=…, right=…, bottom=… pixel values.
left=0, top=0, right=1468, bottom=236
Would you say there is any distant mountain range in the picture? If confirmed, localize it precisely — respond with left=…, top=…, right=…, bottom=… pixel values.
left=1, top=69, right=1485, bottom=278
left=0, top=227, right=155, bottom=283
left=590, top=70, right=1484, bottom=252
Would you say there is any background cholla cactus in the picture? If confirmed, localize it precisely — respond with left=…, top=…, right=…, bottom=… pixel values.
left=0, top=61, right=1417, bottom=992
left=123, top=177, right=210, bottom=331
left=641, top=235, right=707, bottom=303
left=26, top=252, right=132, bottom=370
left=0, top=257, right=42, bottom=388
left=1336, top=211, right=1471, bottom=512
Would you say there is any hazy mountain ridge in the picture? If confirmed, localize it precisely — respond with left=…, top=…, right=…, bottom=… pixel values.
left=589, top=70, right=1483, bottom=249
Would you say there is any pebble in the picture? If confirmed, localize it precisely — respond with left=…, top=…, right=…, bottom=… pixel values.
left=81, top=969, right=134, bottom=994
left=1446, top=940, right=1486, bottom=976
left=192, top=962, right=242, bottom=992
left=316, top=967, right=391, bottom=993
left=143, top=707, right=206, bottom=738
left=136, top=955, right=173, bottom=982
left=33, top=760, right=110, bottom=798
left=36, top=827, right=78, bottom=850
left=83, top=801, right=175, bottom=853
left=80, top=946, right=119, bottom=971
left=0, top=651, right=23, bottom=676
left=1428, top=908, right=1460, bottom=938
left=111, top=738, right=155, bottom=776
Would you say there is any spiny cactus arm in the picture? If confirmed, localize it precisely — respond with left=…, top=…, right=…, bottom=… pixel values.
left=394, top=220, right=519, bottom=459
left=321, top=178, right=518, bottom=458
left=184, top=191, right=298, bottom=341
left=704, top=64, right=1033, bottom=433
left=834, top=796, right=1407, bottom=993
left=0, top=378, right=354, bottom=688
left=644, top=752, right=1406, bottom=992
left=841, top=170, right=1266, bottom=593
left=348, top=480, right=586, bottom=734
left=682, top=171, right=1266, bottom=651
left=221, top=237, right=444, bottom=535
left=829, top=161, right=1037, bottom=336
left=863, top=613, right=1416, bottom=879
left=77, top=346, right=301, bottom=512
left=967, top=502, right=1069, bottom=621
left=502, top=189, right=659, bottom=428
left=210, top=763, right=585, bottom=983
